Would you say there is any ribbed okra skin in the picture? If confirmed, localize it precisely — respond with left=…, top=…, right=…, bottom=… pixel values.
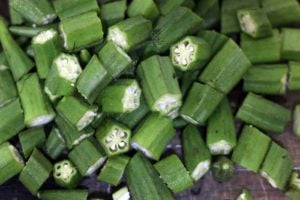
left=137, top=55, right=182, bottom=117
left=9, top=2, right=24, bottom=25
left=100, top=0, right=127, bottom=26
left=112, top=187, right=130, bottom=200
left=199, top=39, right=251, bottom=94
left=154, top=154, right=193, bottom=193
left=125, top=153, right=173, bottom=200
left=97, top=155, right=130, bottom=186
left=197, top=31, right=229, bottom=56
left=128, top=0, right=160, bottom=21
left=0, top=65, right=17, bottom=107
left=293, top=105, right=300, bottom=137
left=243, top=64, right=288, bottom=95
left=131, top=113, right=175, bottom=160
left=38, top=190, right=88, bottom=200
left=156, top=0, right=184, bottom=15
left=9, top=24, right=58, bottom=37
left=236, top=189, right=253, bottom=200
left=232, top=126, right=271, bottom=172
left=211, top=156, right=235, bottom=182
left=236, top=93, right=291, bottom=133
left=182, top=125, right=211, bottom=182
left=240, top=29, right=281, bottom=64
left=281, top=28, right=300, bottom=61
left=207, top=98, right=236, bottom=155
left=45, top=127, right=66, bottom=160
left=195, top=0, right=220, bottom=30
left=0, top=142, right=24, bottom=185
left=260, top=142, right=294, bottom=190
left=288, top=62, right=300, bottom=90
left=79, top=49, right=91, bottom=64
left=19, top=149, right=53, bottom=195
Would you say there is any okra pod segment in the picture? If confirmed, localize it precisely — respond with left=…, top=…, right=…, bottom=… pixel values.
left=100, top=0, right=127, bottom=27
left=0, top=64, right=17, bottom=107
left=127, top=0, right=160, bottom=21
left=288, top=61, right=300, bottom=90
left=286, top=172, right=300, bottom=200
left=37, top=190, right=88, bottom=200
left=9, top=24, right=57, bottom=38
left=156, top=0, right=185, bottom=15
left=293, top=105, right=300, bottom=137
left=45, top=127, right=66, bottom=160
left=112, top=187, right=130, bottom=200
left=195, top=0, right=220, bottom=30
left=211, top=156, right=235, bottom=182
left=236, top=188, right=253, bottom=200
left=281, top=28, right=300, bottom=61
left=9, top=3, right=24, bottom=25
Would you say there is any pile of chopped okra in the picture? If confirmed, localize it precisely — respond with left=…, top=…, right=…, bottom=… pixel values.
left=2, top=0, right=300, bottom=199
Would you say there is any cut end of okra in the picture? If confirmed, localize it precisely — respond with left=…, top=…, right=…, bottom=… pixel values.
left=190, top=160, right=210, bottom=182
left=54, top=160, right=81, bottom=189
left=153, top=94, right=181, bottom=118
left=112, top=187, right=130, bottom=200
left=9, top=144, right=24, bottom=165
left=29, top=115, right=54, bottom=127
left=209, top=140, right=234, bottom=156
left=260, top=171, right=278, bottom=188
left=86, top=157, right=107, bottom=176
left=211, top=156, right=235, bottom=182
left=77, top=109, right=98, bottom=131
left=289, top=172, right=300, bottom=190
left=108, top=27, right=127, bottom=49
left=123, top=82, right=141, bottom=112
left=32, top=29, right=57, bottom=44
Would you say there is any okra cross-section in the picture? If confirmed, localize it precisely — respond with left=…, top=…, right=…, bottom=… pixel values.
left=137, top=55, right=182, bottom=118
left=96, top=120, right=131, bottom=156
left=211, top=156, right=235, bottom=182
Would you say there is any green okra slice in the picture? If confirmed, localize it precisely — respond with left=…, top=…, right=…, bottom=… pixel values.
left=195, top=0, right=220, bottom=30
left=288, top=61, right=300, bottom=90
left=9, top=24, right=58, bottom=38
left=45, top=127, right=66, bottom=160
left=97, top=155, right=130, bottom=186
left=231, top=125, right=271, bottom=172
left=211, top=156, right=235, bottom=182
left=0, top=142, right=24, bottom=185
left=68, top=139, right=106, bottom=176
left=96, top=120, right=131, bottom=156
left=154, top=154, right=193, bottom=193
left=59, top=12, right=103, bottom=51
left=0, top=18, right=34, bottom=81
left=207, top=98, right=236, bottom=155
left=131, top=113, right=175, bottom=160
left=243, top=64, right=288, bottom=95
left=125, top=153, right=173, bottom=200
left=38, top=190, right=88, bottom=200
left=260, top=142, right=294, bottom=190
left=19, top=127, right=46, bottom=158
left=137, top=55, right=182, bottom=118
left=53, top=0, right=99, bottom=20
left=199, top=39, right=251, bottom=94
left=112, top=187, right=130, bottom=200
left=180, top=82, right=224, bottom=125
left=32, top=29, right=61, bottom=79
left=182, top=125, right=211, bottom=182
left=79, top=49, right=91, bottom=64
left=19, top=149, right=52, bottom=195
left=236, top=189, right=253, bottom=200
left=100, top=79, right=141, bottom=113
left=236, top=93, right=291, bottom=133
left=170, top=36, right=211, bottom=71
left=237, top=8, right=273, bottom=39
left=9, top=0, right=56, bottom=25
left=100, top=0, right=127, bottom=27
left=128, top=0, right=160, bottom=21
left=281, top=28, right=300, bottom=61
left=107, top=16, right=152, bottom=51
left=240, top=29, right=281, bottom=64
left=17, top=73, right=55, bottom=127
left=0, top=65, right=17, bottom=107
left=45, top=53, right=82, bottom=101
left=53, top=159, right=81, bottom=189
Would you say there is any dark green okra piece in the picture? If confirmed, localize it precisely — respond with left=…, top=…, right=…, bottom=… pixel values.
left=173, top=117, right=188, bottom=129
left=100, top=0, right=127, bottom=26
left=195, top=0, right=220, bottom=30
left=45, top=127, right=66, bottom=160
left=288, top=61, right=300, bottom=90
left=112, top=187, right=130, bottom=200
left=128, top=0, right=160, bottom=21
left=0, top=64, right=17, bottom=107
left=9, top=24, right=58, bottom=38
left=211, top=156, right=235, bottom=182
left=79, top=49, right=91, bottom=64
left=9, top=1, right=24, bottom=25
left=281, top=28, right=300, bottom=61
left=236, top=189, right=253, bottom=200
left=38, top=190, right=88, bottom=200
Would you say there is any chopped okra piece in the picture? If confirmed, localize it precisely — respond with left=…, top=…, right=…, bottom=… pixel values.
left=131, top=113, right=175, bottom=160
left=195, top=0, right=220, bottom=30
left=100, top=0, right=127, bottom=26
left=38, top=190, right=88, bottom=200
left=107, top=16, right=152, bottom=51
left=96, top=120, right=131, bottom=156
left=32, top=29, right=61, bottom=79
left=125, top=153, right=173, bottom=200
left=232, top=126, right=271, bottom=172
left=237, top=8, right=272, bottom=38
left=112, top=187, right=130, bottom=200
left=260, top=142, right=294, bottom=190
left=240, top=29, right=281, bottom=64
left=293, top=105, right=300, bottom=137
left=180, top=82, right=224, bottom=126
left=59, top=12, right=103, bottom=51
left=69, top=139, right=106, bottom=176
left=243, top=64, right=288, bottom=95
left=45, top=127, right=66, bottom=160
left=154, top=154, right=193, bottom=193
left=137, top=55, right=182, bottom=118
left=156, top=0, right=186, bottom=15
left=97, top=155, right=130, bottom=186
left=207, top=98, right=236, bottom=155
left=236, top=189, right=253, bottom=200
left=281, top=28, right=300, bottom=61
left=19, top=149, right=53, bottom=195
left=53, top=159, right=81, bottom=189
left=173, top=117, right=188, bottom=129
left=79, top=49, right=91, bottom=64
left=288, top=61, right=300, bottom=90
left=9, top=0, right=56, bottom=25
left=199, top=39, right=251, bottom=94
left=0, top=142, right=24, bottom=185
left=9, top=3, right=24, bottom=25
left=211, top=156, right=235, bottom=182
left=9, top=24, right=58, bottom=38
left=170, top=36, right=211, bottom=71
left=0, top=64, right=17, bottom=107
left=237, top=93, right=291, bottom=133
left=127, top=0, right=160, bottom=21
left=289, top=172, right=300, bottom=191
left=44, top=53, right=82, bottom=101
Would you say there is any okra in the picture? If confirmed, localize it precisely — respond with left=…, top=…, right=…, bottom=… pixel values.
left=44, top=53, right=82, bottom=101
left=207, top=98, right=236, bottom=155
left=91, top=112, right=106, bottom=129
left=154, top=154, right=193, bottom=193
left=18, top=127, right=46, bottom=158
left=243, top=64, right=288, bottom=95
left=45, top=127, right=66, bottom=160
left=0, top=142, right=24, bottom=185
left=286, top=189, right=300, bottom=200
left=59, top=12, right=103, bottom=51
left=288, top=61, right=300, bottom=90
left=131, top=113, right=175, bottom=160
left=9, top=0, right=56, bottom=25
left=180, top=82, right=224, bottom=125
left=112, top=187, right=130, bottom=200
left=53, top=159, right=81, bottom=189
left=38, top=190, right=88, bottom=200
left=125, top=153, right=173, bottom=200
left=281, top=28, right=300, bottom=61
left=156, top=0, right=186, bottom=15
left=97, top=155, right=130, bottom=186
left=17, top=73, right=55, bottom=127
left=79, top=49, right=91, bottom=64
left=182, top=125, right=211, bottom=182
left=170, top=36, right=211, bottom=71
left=211, top=156, right=235, bottom=182
left=19, top=149, right=52, bottom=195
left=260, top=142, right=294, bottom=190
left=100, top=0, right=127, bottom=26
left=53, top=0, right=99, bottom=20
left=9, top=2, right=24, bottom=25
left=0, top=65, right=17, bottom=107
left=240, top=29, right=281, bottom=64
left=9, top=24, right=57, bottom=38
left=236, top=93, right=291, bottom=133
left=237, top=8, right=273, bottom=38
left=199, top=39, right=251, bottom=94
left=286, top=172, right=300, bottom=200
left=236, top=189, right=253, bottom=200
left=232, top=125, right=271, bottom=172
left=137, top=55, right=182, bottom=118
left=173, top=117, right=188, bottom=129
left=128, top=0, right=160, bottom=21
left=0, top=52, right=7, bottom=65
left=195, top=0, right=220, bottom=30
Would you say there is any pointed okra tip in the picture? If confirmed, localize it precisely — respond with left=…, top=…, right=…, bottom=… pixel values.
left=122, top=80, right=141, bottom=112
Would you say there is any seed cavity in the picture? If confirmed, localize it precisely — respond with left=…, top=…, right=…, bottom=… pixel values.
left=105, top=128, right=129, bottom=152
left=173, top=41, right=195, bottom=67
